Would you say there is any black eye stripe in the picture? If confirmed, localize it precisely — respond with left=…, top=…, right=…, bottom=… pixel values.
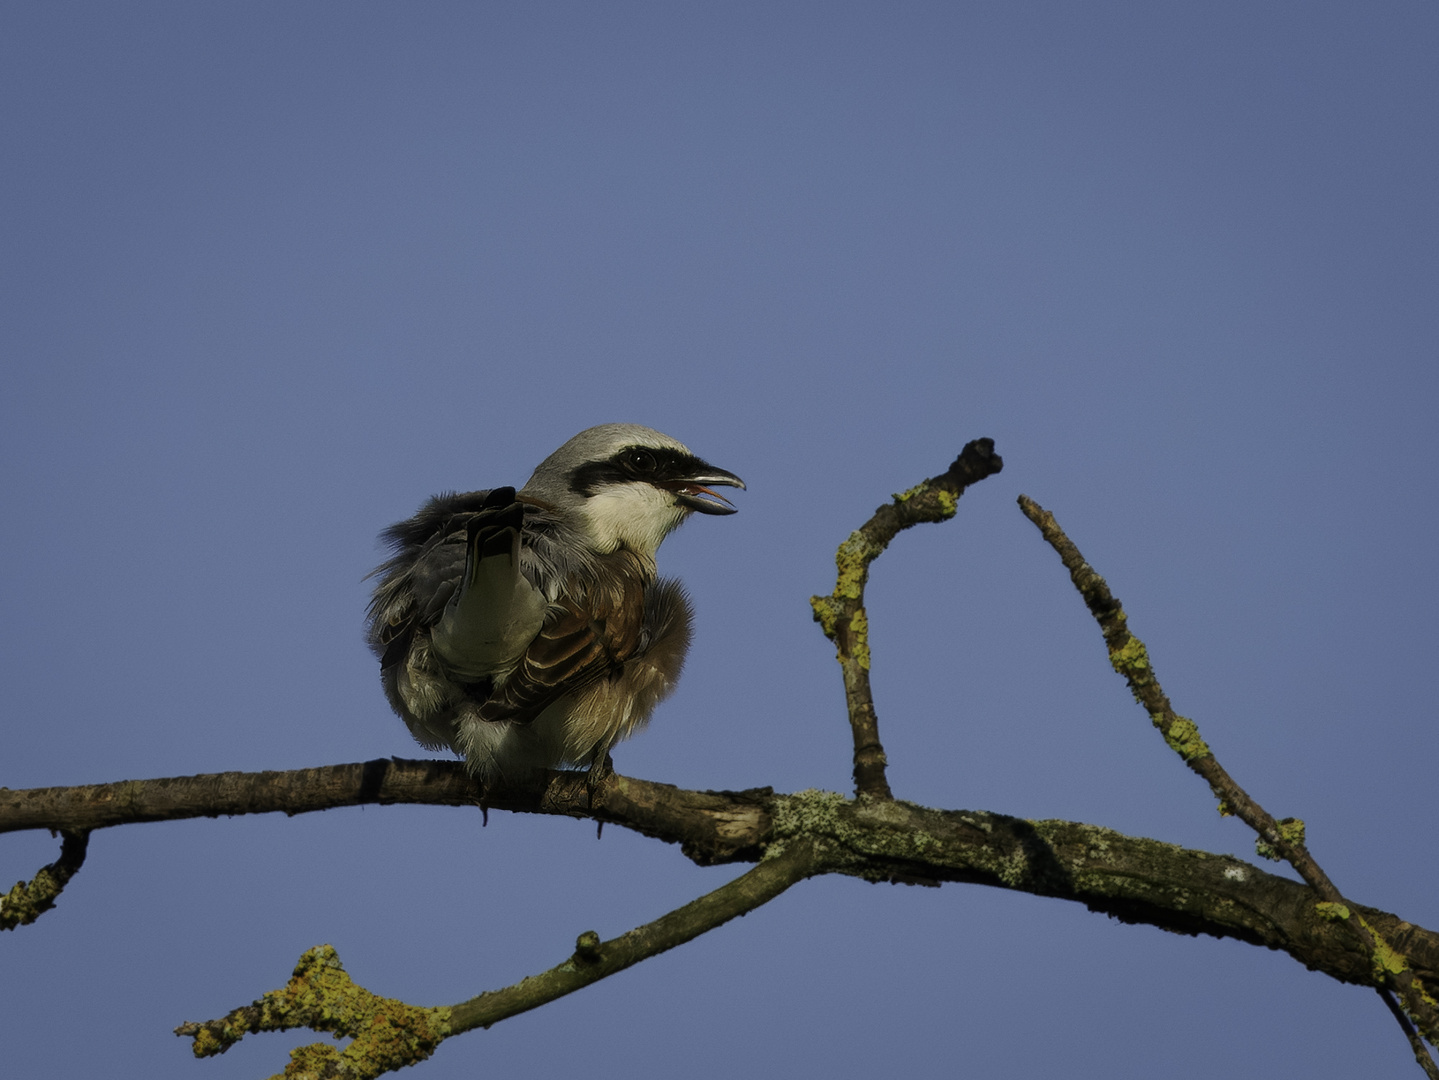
left=568, top=445, right=698, bottom=496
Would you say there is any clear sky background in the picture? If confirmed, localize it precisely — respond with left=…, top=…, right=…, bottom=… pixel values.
left=3, top=3, right=1437, bottom=1077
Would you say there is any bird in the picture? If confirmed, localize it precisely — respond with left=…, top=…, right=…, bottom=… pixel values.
left=365, top=423, right=744, bottom=788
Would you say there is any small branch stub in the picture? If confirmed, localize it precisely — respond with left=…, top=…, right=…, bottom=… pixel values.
left=574, top=930, right=603, bottom=964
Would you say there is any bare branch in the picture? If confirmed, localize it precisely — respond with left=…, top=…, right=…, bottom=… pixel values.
left=811, top=437, right=1004, bottom=798
left=0, top=759, right=477, bottom=835
left=445, top=837, right=820, bottom=1032
left=0, top=762, right=773, bottom=867
left=1018, top=494, right=1439, bottom=1066
left=1380, top=989, right=1439, bottom=1080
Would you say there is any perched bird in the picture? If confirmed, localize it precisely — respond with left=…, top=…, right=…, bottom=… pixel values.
left=366, top=423, right=744, bottom=786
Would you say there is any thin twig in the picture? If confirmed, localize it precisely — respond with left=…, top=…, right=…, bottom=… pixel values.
left=1018, top=494, right=1439, bottom=1065
left=1380, top=987, right=1439, bottom=1080
left=810, top=437, right=1003, bottom=798
left=448, top=837, right=821, bottom=1032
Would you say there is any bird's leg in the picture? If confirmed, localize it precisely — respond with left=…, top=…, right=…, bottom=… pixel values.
left=585, top=737, right=618, bottom=803
left=587, top=750, right=614, bottom=839
left=585, top=752, right=614, bottom=795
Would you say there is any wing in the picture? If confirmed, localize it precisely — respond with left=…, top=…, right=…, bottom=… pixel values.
left=477, top=550, right=650, bottom=725
left=366, top=487, right=539, bottom=674
left=429, top=494, right=548, bottom=680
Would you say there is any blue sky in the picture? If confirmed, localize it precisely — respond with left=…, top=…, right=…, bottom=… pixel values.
left=3, top=3, right=1437, bottom=1077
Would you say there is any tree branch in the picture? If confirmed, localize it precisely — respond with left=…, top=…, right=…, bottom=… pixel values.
left=8, top=442, right=1434, bottom=1077
left=1018, top=494, right=1439, bottom=1071
left=1, top=829, right=89, bottom=930
left=6, top=766, right=1436, bottom=997
left=175, top=840, right=822, bottom=1076
left=445, top=836, right=820, bottom=1032
left=0, top=763, right=773, bottom=866
left=810, top=436, right=1003, bottom=799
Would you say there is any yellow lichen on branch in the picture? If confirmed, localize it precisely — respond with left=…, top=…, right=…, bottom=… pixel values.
left=0, top=830, right=89, bottom=931
left=177, top=945, right=451, bottom=1078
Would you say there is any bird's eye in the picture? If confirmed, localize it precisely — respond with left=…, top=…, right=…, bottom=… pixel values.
left=624, top=449, right=658, bottom=473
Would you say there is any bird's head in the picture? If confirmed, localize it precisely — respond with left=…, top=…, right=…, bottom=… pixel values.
left=522, top=423, right=745, bottom=557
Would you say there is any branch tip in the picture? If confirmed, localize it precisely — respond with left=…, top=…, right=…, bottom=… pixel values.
left=176, top=944, right=451, bottom=1075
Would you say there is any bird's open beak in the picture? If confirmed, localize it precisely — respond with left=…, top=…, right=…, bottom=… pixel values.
left=662, top=465, right=746, bottom=515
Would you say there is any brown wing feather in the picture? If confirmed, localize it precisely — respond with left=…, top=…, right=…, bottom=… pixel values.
left=479, top=551, right=650, bottom=724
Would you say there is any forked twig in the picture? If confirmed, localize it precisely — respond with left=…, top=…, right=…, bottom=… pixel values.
left=176, top=840, right=821, bottom=1076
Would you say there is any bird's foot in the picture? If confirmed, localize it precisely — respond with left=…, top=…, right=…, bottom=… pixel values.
left=585, top=752, right=615, bottom=804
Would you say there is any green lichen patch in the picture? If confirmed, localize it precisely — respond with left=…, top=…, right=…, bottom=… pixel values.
left=181, top=945, right=451, bottom=1079
left=1109, top=635, right=1152, bottom=683
left=995, top=848, right=1030, bottom=888
left=1254, top=818, right=1306, bottom=862
left=1253, top=839, right=1282, bottom=862
left=893, top=483, right=926, bottom=503
left=768, top=789, right=948, bottom=871
left=1157, top=714, right=1211, bottom=761
left=809, top=595, right=840, bottom=638
left=1315, top=901, right=1351, bottom=922
left=1072, top=824, right=1113, bottom=861
left=1276, top=817, right=1306, bottom=847
left=892, top=481, right=956, bottom=519
left=849, top=608, right=871, bottom=670
left=1, top=867, right=64, bottom=930
left=809, top=592, right=870, bottom=668
left=769, top=789, right=848, bottom=845
left=835, top=531, right=884, bottom=599
left=1358, top=917, right=1412, bottom=984
left=284, top=1041, right=344, bottom=1077
left=849, top=799, right=950, bottom=861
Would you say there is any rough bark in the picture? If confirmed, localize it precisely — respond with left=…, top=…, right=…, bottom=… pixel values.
left=5, top=764, right=1434, bottom=996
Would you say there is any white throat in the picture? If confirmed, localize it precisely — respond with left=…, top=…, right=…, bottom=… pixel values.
left=579, top=482, right=689, bottom=558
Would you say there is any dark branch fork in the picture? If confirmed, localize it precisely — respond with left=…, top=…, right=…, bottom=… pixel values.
left=4, top=438, right=1435, bottom=1077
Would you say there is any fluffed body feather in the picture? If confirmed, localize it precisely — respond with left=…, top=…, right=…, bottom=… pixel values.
left=365, top=424, right=740, bottom=782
